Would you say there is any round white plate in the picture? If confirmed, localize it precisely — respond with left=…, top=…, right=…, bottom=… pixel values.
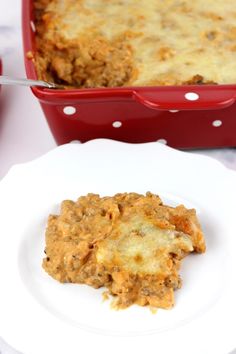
left=0, top=139, right=235, bottom=354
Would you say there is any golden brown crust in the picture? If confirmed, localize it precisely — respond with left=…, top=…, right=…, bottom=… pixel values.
left=43, top=192, right=206, bottom=310
left=32, top=0, right=236, bottom=88
left=182, top=74, right=217, bottom=85
left=34, top=2, right=134, bottom=88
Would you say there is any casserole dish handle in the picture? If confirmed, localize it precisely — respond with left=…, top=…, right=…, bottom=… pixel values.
left=133, top=87, right=236, bottom=110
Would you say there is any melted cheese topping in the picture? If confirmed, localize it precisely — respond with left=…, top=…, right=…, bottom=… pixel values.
left=35, top=0, right=236, bottom=87
left=96, top=216, right=193, bottom=275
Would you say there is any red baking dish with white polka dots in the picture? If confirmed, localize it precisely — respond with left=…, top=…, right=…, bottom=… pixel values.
left=22, top=0, right=236, bottom=148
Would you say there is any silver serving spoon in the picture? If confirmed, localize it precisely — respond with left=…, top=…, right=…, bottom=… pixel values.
left=0, top=75, right=59, bottom=89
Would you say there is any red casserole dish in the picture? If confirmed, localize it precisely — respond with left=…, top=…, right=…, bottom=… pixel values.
left=23, top=0, right=236, bottom=148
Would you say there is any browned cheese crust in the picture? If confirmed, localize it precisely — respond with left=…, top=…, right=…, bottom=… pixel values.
left=32, top=0, right=236, bottom=88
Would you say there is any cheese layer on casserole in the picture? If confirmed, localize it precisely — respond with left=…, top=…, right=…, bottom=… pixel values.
left=96, top=216, right=193, bottom=275
left=43, top=192, right=206, bottom=310
left=34, top=0, right=236, bottom=87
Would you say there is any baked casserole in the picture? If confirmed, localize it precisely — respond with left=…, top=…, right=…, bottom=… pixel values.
left=43, top=192, right=206, bottom=310
left=33, top=0, right=236, bottom=88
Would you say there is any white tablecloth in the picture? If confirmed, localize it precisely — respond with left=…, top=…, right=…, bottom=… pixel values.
left=0, top=0, right=236, bottom=353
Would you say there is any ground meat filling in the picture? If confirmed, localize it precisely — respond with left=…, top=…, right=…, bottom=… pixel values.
left=35, top=34, right=134, bottom=87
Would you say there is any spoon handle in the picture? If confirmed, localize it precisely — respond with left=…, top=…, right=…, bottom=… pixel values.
left=0, top=75, right=57, bottom=88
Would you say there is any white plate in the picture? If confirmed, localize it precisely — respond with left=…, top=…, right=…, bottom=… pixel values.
left=0, top=139, right=235, bottom=354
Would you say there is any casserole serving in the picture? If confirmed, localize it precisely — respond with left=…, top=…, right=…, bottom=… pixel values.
left=43, top=192, right=205, bottom=310
left=23, top=0, right=236, bottom=148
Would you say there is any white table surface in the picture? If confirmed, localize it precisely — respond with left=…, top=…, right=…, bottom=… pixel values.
left=1, top=2, right=236, bottom=353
